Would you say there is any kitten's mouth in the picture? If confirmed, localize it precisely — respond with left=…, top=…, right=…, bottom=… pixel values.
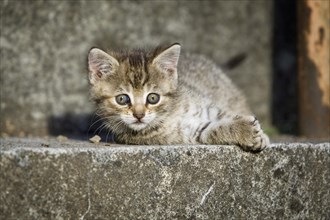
left=133, top=121, right=144, bottom=125
left=129, top=121, right=148, bottom=131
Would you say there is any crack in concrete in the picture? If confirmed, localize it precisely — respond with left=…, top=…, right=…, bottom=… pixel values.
left=200, top=182, right=215, bottom=206
left=80, top=173, right=91, bottom=220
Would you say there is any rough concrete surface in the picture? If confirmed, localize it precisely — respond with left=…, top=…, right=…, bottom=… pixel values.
left=1, top=0, right=272, bottom=136
left=1, top=138, right=329, bottom=219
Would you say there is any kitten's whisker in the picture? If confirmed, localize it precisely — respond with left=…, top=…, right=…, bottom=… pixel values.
left=88, top=117, right=106, bottom=133
left=105, top=120, right=123, bottom=143
left=86, top=111, right=100, bottom=138
left=110, top=120, right=125, bottom=134
left=91, top=115, right=113, bottom=134
left=87, top=109, right=111, bottom=134
left=95, top=123, right=108, bottom=135
left=97, top=117, right=117, bottom=135
left=106, top=127, right=111, bottom=143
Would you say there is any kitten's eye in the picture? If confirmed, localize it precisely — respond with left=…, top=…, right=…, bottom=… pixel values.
left=147, top=93, right=160, bottom=105
left=115, top=94, right=130, bottom=105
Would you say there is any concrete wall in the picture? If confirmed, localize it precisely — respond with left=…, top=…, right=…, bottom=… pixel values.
left=1, top=138, right=329, bottom=219
left=0, top=0, right=273, bottom=137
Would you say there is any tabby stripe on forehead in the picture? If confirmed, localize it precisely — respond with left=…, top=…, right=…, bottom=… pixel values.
left=133, top=71, right=142, bottom=88
left=142, top=53, right=149, bottom=86
left=128, top=53, right=143, bottom=68
left=127, top=53, right=150, bottom=88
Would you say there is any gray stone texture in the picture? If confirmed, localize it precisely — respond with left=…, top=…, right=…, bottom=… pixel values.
left=0, top=0, right=272, bottom=136
left=1, top=138, right=330, bottom=219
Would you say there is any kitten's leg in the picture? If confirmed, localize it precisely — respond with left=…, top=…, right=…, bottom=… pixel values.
left=197, top=116, right=270, bottom=152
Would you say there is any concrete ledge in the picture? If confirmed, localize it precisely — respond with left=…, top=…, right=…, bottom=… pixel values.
left=1, top=138, right=329, bottom=219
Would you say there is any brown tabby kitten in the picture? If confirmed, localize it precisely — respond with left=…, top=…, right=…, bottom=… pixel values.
left=87, top=43, right=269, bottom=151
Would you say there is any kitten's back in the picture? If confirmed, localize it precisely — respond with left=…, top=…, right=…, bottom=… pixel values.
left=178, top=53, right=251, bottom=115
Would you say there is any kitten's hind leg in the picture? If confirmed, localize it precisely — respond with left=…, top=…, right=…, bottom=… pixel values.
left=198, top=115, right=270, bottom=152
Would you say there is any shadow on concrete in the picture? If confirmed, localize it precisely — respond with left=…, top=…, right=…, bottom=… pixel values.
left=47, top=113, right=114, bottom=142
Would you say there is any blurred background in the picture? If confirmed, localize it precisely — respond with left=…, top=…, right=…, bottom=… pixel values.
left=0, top=0, right=329, bottom=141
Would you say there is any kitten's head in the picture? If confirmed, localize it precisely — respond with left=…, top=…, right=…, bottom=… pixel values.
left=87, top=43, right=181, bottom=132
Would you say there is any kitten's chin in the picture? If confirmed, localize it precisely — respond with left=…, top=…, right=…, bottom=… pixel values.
left=128, top=122, right=148, bottom=131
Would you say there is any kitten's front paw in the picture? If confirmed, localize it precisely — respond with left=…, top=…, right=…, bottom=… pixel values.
left=236, top=116, right=270, bottom=152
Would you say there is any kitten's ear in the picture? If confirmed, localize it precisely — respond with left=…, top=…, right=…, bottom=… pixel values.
left=88, top=48, right=119, bottom=84
left=152, top=43, right=181, bottom=78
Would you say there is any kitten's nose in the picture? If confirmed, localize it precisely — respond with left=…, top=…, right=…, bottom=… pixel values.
left=133, top=112, right=145, bottom=120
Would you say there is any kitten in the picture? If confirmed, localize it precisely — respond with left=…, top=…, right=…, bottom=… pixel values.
left=87, top=43, right=269, bottom=152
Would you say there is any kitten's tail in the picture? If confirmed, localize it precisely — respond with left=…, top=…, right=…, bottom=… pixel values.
left=221, top=53, right=247, bottom=70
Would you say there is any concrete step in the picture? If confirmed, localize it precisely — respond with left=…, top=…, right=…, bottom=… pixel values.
left=1, top=138, right=329, bottom=219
